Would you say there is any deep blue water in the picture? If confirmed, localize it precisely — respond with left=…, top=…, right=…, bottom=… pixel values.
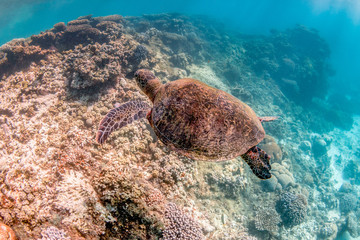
left=1, top=0, right=360, bottom=97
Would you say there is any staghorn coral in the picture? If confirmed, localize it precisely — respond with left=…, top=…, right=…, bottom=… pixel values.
left=276, top=191, right=307, bottom=227
left=162, top=202, right=204, bottom=240
left=254, top=207, right=281, bottom=232
left=30, top=32, right=56, bottom=49
left=67, top=19, right=91, bottom=26
left=30, top=15, right=124, bottom=51
left=53, top=22, right=66, bottom=32
left=343, top=160, right=360, bottom=185
left=94, top=14, right=123, bottom=23
left=242, top=25, right=331, bottom=104
left=58, top=22, right=106, bottom=50
left=95, top=21, right=123, bottom=40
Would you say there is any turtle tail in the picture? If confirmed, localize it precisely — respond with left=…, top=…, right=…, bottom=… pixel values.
left=241, top=146, right=272, bottom=179
left=96, top=101, right=151, bottom=144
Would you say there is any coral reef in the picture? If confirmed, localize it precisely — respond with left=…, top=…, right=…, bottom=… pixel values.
left=339, top=193, right=358, bottom=214
left=254, top=207, right=281, bottom=233
left=65, top=43, right=121, bottom=89
left=276, top=191, right=308, bottom=227
left=242, top=25, right=332, bottom=104
left=38, top=226, right=70, bottom=240
left=55, top=170, right=113, bottom=236
left=162, top=202, right=204, bottom=240
left=0, top=39, right=51, bottom=78
left=259, top=135, right=283, bottom=163
left=318, top=222, right=337, bottom=240
left=205, top=163, right=248, bottom=199
left=0, top=12, right=346, bottom=240
left=343, top=159, right=360, bottom=185
left=346, top=213, right=359, bottom=238
left=263, top=162, right=295, bottom=191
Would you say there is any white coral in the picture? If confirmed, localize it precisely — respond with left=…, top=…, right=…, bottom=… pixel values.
left=38, top=226, right=70, bottom=240
left=55, top=171, right=114, bottom=235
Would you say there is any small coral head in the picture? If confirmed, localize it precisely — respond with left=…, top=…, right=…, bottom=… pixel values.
left=134, top=69, right=161, bottom=102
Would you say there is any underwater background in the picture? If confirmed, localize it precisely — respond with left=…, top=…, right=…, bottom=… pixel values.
left=0, top=0, right=359, bottom=239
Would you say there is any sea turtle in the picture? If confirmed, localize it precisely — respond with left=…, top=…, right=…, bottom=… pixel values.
left=96, top=69, right=278, bottom=179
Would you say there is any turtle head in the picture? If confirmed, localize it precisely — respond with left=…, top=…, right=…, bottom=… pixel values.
left=135, top=69, right=162, bottom=102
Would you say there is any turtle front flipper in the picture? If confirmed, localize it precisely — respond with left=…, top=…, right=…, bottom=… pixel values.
left=96, top=101, right=151, bottom=144
left=241, top=146, right=271, bottom=179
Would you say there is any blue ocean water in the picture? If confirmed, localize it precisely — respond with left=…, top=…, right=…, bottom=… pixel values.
left=1, top=0, right=360, bottom=239
left=1, top=0, right=360, bottom=96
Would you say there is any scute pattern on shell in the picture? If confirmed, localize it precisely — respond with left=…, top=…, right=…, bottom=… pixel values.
left=150, top=78, right=265, bottom=161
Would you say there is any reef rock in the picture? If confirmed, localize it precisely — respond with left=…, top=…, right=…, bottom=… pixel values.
left=65, top=43, right=121, bottom=89
left=260, top=135, right=283, bottom=163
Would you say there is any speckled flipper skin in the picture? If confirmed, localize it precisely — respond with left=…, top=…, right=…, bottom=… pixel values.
left=96, top=101, right=151, bottom=144
left=241, top=146, right=271, bottom=179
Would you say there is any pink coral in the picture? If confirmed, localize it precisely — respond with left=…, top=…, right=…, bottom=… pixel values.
left=0, top=222, right=16, bottom=240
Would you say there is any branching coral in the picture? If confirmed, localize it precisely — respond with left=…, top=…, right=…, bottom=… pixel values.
left=162, top=202, right=204, bottom=240
left=276, top=191, right=307, bottom=227
left=254, top=207, right=281, bottom=232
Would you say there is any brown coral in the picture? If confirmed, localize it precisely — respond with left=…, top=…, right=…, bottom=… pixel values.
left=261, top=135, right=283, bottom=162
left=65, top=43, right=122, bottom=89
left=0, top=39, right=50, bottom=77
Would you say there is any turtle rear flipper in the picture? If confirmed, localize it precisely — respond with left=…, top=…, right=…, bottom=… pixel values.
left=241, top=146, right=271, bottom=179
left=96, top=101, right=151, bottom=144
left=258, top=116, right=279, bottom=122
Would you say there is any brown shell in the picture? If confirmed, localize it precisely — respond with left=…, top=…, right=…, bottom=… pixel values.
left=149, top=78, right=265, bottom=161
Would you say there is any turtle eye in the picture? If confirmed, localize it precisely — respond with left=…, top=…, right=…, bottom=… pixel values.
left=135, top=69, right=156, bottom=90
left=135, top=77, right=146, bottom=91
